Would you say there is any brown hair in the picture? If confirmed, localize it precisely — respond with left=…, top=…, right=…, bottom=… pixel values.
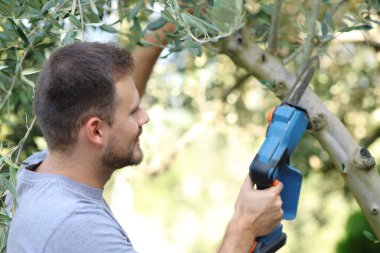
left=34, top=42, right=134, bottom=151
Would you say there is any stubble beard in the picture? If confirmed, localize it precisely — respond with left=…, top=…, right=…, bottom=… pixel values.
left=101, top=136, right=143, bottom=170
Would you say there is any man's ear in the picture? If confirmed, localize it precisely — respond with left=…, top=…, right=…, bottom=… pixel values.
left=84, top=117, right=108, bottom=147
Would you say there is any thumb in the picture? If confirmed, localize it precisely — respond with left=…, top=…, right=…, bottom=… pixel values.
left=271, top=181, right=284, bottom=194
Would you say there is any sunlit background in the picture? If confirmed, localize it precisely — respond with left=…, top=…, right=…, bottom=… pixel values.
left=1, top=1, right=380, bottom=252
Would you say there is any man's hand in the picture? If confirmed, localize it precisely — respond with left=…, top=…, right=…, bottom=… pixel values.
left=234, top=176, right=283, bottom=236
left=217, top=175, right=283, bottom=253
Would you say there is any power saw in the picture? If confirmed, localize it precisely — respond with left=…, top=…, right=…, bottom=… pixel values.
left=249, top=56, right=320, bottom=253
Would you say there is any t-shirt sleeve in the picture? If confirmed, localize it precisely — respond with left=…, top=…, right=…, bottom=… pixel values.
left=43, top=206, right=138, bottom=253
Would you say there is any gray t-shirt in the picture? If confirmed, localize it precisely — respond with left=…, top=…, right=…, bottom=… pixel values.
left=7, top=150, right=137, bottom=253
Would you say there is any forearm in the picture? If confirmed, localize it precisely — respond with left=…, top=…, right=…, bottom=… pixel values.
left=132, top=23, right=175, bottom=97
left=217, top=214, right=256, bottom=253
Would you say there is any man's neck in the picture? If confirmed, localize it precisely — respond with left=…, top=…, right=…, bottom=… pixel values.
left=35, top=150, right=112, bottom=189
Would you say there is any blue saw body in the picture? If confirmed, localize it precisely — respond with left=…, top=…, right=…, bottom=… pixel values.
left=249, top=103, right=309, bottom=253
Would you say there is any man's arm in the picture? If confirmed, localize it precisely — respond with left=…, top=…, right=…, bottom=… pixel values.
left=132, top=23, right=176, bottom=97
left=218, top=176, right=283, bottom=253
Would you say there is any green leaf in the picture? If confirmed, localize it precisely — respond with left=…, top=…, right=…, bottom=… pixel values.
left=0, top=2, right=12, bottom=16
left=363, top=231, right=378, bottom=242
left=39, top=0, right=55, bottom=16
left=21, top=75, right=35, bottom=88
left=0, top=222, right=8, bottom=229
left=260, top=3, right=273, bottom=16
left=47, top=16, right=63, bottom=29
left=182, top=38, right=201, bottom=48
left=189, top=45, right=202, bottom=57
left=8, top=18, right=30, bottom=46
left=69, top=14, right=82, bottom=29
left=16, top=26, right=29, bottom=46
left=339, top=24, right=373, bottom=33
left=85, top=22, right=105, bottom=27
left=21, top=66, right=41, bottom=76
left=89, top=0, right=99, bottom=15
left=368, top=17, right=380, bottom=25
left=0, top=214, right=11, bottom=224
left=324, top=12, right=335, bottom=30
left=161, top=8, right=176, bottom=23
left=15, top=1, right=26, bottom=18
left=321, top=22, right=328, bottom=37
left=181, top=13, right=209, bottom=36
left=146, top=17, right=167, bottom=31
left=63, top=29, right=75, bottom=45
left=132, top=17, right=143, bottom=39
left=0, top=174, right=18, bottom=201
left=100, top=24, right=119, bottom=33
left=3, top=157, right=19, bottom=169
left=128, top=0, right=144, bottom=21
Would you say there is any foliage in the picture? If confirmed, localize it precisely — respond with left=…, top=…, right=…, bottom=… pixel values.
left=156, top=0, right=245, bottom=55
left=1, top=0, right=380, bottom=252
left=336, top=211, right=380, bottom=253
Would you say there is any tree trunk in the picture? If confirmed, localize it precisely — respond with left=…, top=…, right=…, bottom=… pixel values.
left=219, top=31, right=380, bottom=239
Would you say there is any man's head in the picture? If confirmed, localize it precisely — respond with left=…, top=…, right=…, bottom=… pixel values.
left=34, top=42, right=149, bottom=168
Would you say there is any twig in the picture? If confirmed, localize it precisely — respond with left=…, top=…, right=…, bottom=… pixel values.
left=302, top=0, right=321, bottom=66
left=222, top=72, right=253, bottom=102
left=0, top=45, right=32, bottom=111
left=283, top=44, right=303, bottom=65
left=268, top=0, right=283, bottom=56
left=77, top=0, right=85, bottom=40
left=71, top=0, right=76, bottom=15
left=15, top=117, right=37, bottom=165
left=332, top=0, right=345, bottom=15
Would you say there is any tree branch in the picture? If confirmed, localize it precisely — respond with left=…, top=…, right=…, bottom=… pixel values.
left=268, top=0, right=283, bottom=56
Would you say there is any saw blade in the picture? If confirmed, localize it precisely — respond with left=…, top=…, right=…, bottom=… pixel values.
left=284, top=56, right=320, bottom=105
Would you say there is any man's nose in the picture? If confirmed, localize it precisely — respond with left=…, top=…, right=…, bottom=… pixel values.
left=138, top=108, right=149, bottom=126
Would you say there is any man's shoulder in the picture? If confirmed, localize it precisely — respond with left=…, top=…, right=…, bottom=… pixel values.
left=8, top=148, right=111, bottom=252
left=7, top=187, right=105, bottom=253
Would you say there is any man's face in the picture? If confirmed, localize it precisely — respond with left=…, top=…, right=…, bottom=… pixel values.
left=101, top=74, right=149, bottom=169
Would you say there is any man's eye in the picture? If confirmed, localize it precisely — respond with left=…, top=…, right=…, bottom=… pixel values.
left=131, top=107, right=139, bottom=114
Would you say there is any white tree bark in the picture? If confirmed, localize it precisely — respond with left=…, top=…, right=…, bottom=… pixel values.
left=220, top=32, right=380, bottom=239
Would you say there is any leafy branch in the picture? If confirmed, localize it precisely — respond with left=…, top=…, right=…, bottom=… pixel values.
left=157, top=0, right=245, bottom=55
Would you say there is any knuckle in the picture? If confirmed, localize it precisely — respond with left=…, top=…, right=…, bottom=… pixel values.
left=269, top=191, right=277, bottom=199
left=275, top=198, right=282, bottom=208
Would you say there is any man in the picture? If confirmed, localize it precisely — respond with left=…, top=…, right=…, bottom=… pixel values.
left=7, top=27, right=283, bottom=253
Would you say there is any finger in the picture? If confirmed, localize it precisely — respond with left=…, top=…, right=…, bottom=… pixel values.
left=272, top=181, right=283, bottom=194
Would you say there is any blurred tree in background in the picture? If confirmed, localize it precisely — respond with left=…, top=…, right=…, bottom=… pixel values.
left=1, top=0, right=380, bottom=252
